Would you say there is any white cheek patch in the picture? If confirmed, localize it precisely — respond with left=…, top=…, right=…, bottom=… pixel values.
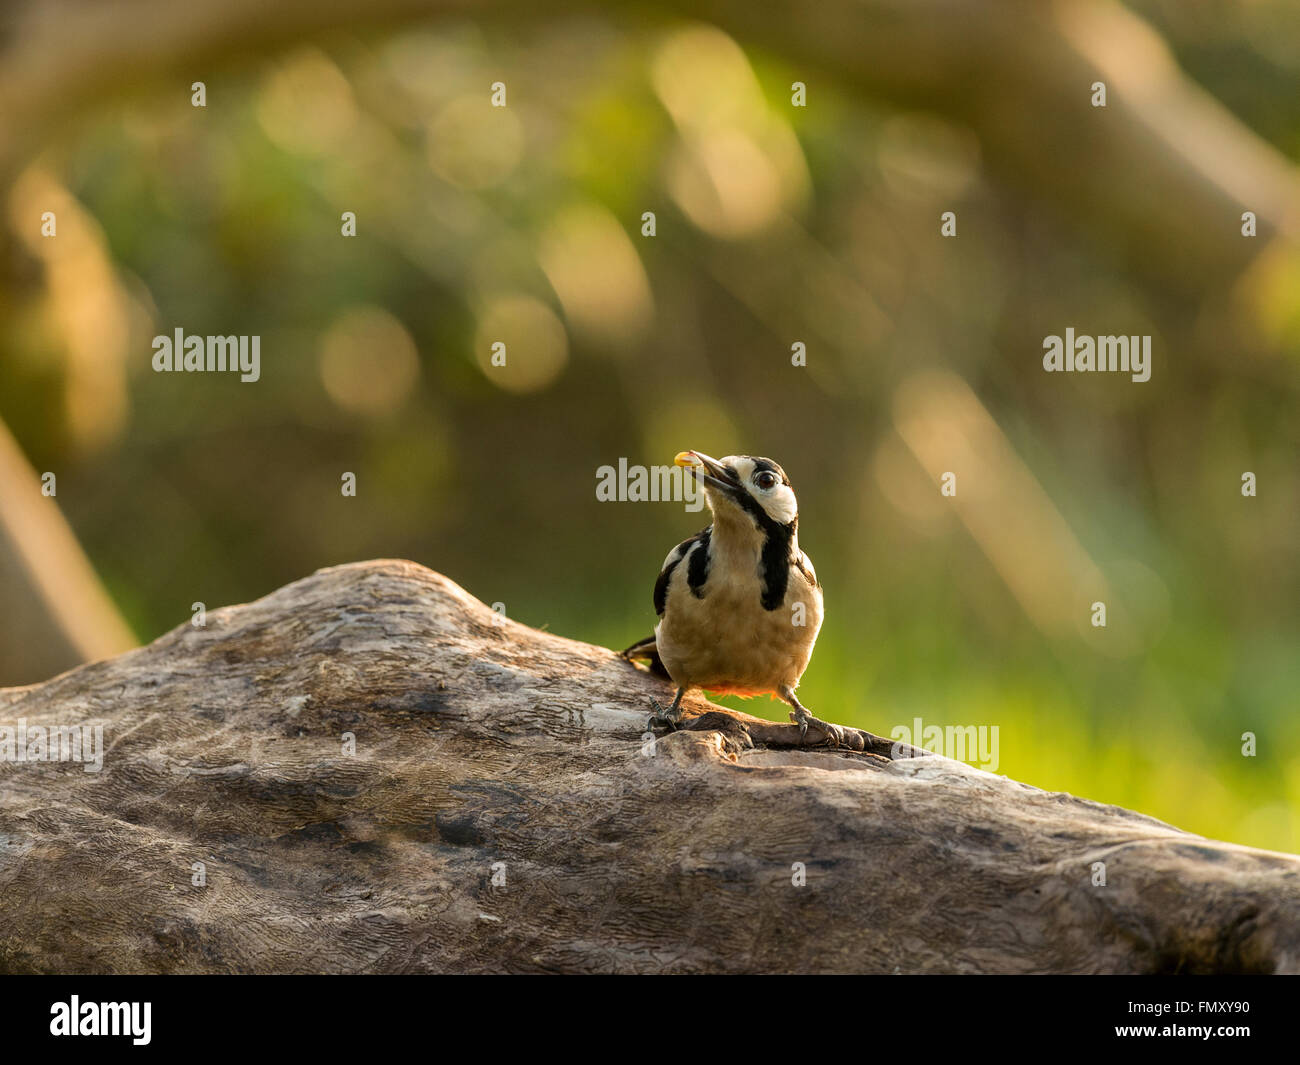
left=764, top=486, right=798, bottom=525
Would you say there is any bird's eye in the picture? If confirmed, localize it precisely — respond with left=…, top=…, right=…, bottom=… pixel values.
left=754, top=471, right=778, bottom=491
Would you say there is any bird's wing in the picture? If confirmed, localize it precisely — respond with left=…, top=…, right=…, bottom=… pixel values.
left=621, top=527, right=711, bottom=681
left=795, top=550, right=818, bottom=589
left=653, top=526, right=711, bottom=617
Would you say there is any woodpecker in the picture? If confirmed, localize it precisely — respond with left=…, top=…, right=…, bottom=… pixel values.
left=623, top=450, right=853, bottom=747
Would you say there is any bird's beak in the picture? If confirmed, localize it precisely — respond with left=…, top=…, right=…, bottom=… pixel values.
left=676, top=450, right=741, bottom=498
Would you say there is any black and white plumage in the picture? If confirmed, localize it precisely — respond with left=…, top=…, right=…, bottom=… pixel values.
left=623, top=450, right=852, bottom=746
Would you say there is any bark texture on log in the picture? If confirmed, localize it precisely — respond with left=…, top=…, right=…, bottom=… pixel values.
left=0, top=559, right=1296, bottom=974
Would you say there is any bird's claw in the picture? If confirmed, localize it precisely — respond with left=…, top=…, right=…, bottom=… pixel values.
left=647, top=698, right=682, bottom=732
left=790, top=709, right=850, bottom=748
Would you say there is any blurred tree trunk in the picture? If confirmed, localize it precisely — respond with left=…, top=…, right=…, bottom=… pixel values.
left=0, top=419, right=135, bottom=685
left=0, top=0, right=1296, bottom=299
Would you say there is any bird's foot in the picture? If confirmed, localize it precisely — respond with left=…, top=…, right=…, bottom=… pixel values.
left=789, top=707, right=853, bottom=748
left=790, top=706, right=810, bottom=744
left=646, top=698, right=683, bottom=732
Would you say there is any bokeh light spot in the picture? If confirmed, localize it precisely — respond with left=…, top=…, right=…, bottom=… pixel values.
left=427, top=96, right=524, bottom=189
left=473, top=295, right=568, bottom=393
left=319, top=306, right=421, bottom=416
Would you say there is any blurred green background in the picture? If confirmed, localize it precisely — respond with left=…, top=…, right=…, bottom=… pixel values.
left=1, top=1, right=1297, bottom=853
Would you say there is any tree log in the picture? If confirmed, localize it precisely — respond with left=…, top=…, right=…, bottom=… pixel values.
left=0, top=559, right=1297, bottom=974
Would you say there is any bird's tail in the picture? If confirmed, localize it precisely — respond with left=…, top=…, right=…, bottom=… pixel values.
left=621, top=635, right=670, bottom=679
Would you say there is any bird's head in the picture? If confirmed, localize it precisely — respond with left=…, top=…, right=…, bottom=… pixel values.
left=676, top=450, right=799, bottom=529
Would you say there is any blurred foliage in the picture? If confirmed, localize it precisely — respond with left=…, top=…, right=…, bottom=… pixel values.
left=1, top=9, right=1298, bottom=854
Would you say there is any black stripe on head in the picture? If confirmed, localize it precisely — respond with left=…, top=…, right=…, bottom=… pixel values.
left=687, top=527, right=712, bottom=598
left=747, top=456, right=790, bottom=486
